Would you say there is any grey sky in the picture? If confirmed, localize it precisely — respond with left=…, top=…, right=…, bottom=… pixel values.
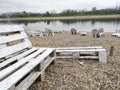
left=0, top=0, right=120, bottom=13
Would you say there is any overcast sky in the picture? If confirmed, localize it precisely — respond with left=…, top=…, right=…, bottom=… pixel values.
left=0, top=0, right=120, bottom=13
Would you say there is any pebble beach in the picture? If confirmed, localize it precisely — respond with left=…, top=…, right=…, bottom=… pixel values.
left=28, top=31, right=120, bottom=90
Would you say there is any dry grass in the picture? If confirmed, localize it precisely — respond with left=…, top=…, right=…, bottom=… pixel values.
left=28, top=31, right=120, bottom=90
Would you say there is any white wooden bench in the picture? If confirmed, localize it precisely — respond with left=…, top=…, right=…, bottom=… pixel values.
left=0, top=25, right=55, bottom=90
left=80, top=31, right=87, bottom=36
left=56, top=46, right=107, bottom=63
left=112, top=33, right=120, bottom=37
left=112, top=30, right=120, bottom=37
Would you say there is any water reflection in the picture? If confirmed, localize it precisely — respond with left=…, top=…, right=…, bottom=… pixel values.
left=0, top=18, right=120, bottom=32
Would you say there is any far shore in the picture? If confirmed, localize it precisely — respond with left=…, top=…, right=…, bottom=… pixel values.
left=0, top=15, right=120, bottom=21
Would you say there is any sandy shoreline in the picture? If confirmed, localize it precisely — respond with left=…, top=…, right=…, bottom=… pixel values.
left=28, top=31, right=120, bottom=90
left=0, top=15, right=120, bottom=21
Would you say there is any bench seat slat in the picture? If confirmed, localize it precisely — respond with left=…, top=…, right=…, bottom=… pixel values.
left=0, top=32, right=27, bottom=44
left=56, top=49, right=106, bottom=53
left=0, top=25, right=24, bottom=33
left=36, top=48, right=55, bottom=60
left=0, top=41, right=32, bottom=59
left=16, top=72, right=41, bottom=90
left=0, top=47, right=38, bottom=69
left=0, top=48, right=55, bottom=90
left=0, top=48, right=46, bottom=81
left=57, top=46, right=103, bottom=50
left=56, top=56, right=98, bottom=59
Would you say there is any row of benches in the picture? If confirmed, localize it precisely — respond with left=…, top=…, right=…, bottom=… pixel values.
left=0, top=25, right=107, bottom=90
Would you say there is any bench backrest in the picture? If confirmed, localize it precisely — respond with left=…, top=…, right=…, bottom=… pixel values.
left=0, top=25, right=32, bottom=60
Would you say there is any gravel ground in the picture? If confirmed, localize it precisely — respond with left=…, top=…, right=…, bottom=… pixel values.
left=28, top=31, right=120, bottom=90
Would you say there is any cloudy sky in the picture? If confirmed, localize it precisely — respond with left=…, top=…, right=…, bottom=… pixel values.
left=0, top=0, right=120, bottom=13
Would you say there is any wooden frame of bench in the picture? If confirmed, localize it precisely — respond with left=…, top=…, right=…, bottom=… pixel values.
left=0, top=25, right=56, bottom=90
left=56, top=46, right=107, bottom=63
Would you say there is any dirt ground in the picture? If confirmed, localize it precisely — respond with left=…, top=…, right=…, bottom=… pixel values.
left=28, top=31, right=120, bottom=90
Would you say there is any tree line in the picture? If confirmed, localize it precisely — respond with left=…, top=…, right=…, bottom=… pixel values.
left=0, top=6, right=120, bottom=18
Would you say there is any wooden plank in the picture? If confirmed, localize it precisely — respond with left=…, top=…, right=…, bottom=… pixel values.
left=41, top=57, right=55, bottom=72
left=0, top=31, right=27, bottom=44
left=56, top=46, right=103, bottom=50
left=0, top=48, right=46, bottom=81
left=56, top=56, right=98, bottom=59
left=0, top=44, right=6, bottom=49
left=0, top=34, right=7, bottom=49
left=0, top=47, right=38, bottom=69
left=0, top=48, right=55, bottom=90
left=35, top=48, right=55, bottom=60
left=117, top=34, right=120, bottom=37
left=8, top=85, right=15, bottom=90
left=0, top=25, right=24, bottom=33
left=0, top=62, right=40, bottom=90
left=56, top=49, right=106, bottom=53
left=57, top=51, right=96, bottom=55
left=99, top=51, right=107, bottom=63
left=0, top=40, right=32, bottom=59
left=16, top=72, right=40, bottom=90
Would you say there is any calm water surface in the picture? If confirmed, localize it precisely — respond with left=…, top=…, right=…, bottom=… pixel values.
left=0, top=19, right=120, bottom=32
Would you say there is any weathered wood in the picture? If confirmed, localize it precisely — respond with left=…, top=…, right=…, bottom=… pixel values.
left=16, top=72, right=40, bottom=90
left=92, top=28, right=104, bottom=38
left=0, top=48, right=55, bottom=90
left=0, top=25, right=24, bottom=33
left=112, top=33, right=120, bottom=37
left=56, top=56, right=98, bottom=59
left=56, top=49, right=106, bottom=53
left=57, top=46, right=103, bottom=50
left=99, top=51, right=107, bottom=63
left=81, top=31, right=87, bottom=36
left=71, top=28, right=77, bottom=34
left=109, top=46, right=115, bottom=56
left=0, top=48, right=37, bottom=69
left=0, top=60, right=41, bottom=90
left=41, top=57, right=55, bottom=71
left=45, top=28, right=54, bottom=36
left=0, top=25, right=56, bottom=90
left=0, top=44, right=6, bottom=49
left=9, top=85, right=16, bottom=90
left=40, top=71, right=45, bottom=81
left=56, top=47, right=107, bottom=63
left=27, top=30, right=43, bottom=37
left=92, top=29, right=98, bottom=37
left=0, top=34, right=7, bottom=49
left=0, top=48, right=46, bottom=81
left=0, top=41, right=32, bottom=59
left=0, top=31, right=27, bottom=45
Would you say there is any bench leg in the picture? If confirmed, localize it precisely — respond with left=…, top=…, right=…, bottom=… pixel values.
left=50, top=50, right=56, bottom=65
left=34, top=64, right=41, bottom=71
left=34, top=64, right=45, bottom=82
left=37, top=71, right=45, bottom=82
left=99, top=51, right=107, bottom=63
left=34, top=64, right=43, bottom=82
left=51, top=59, right=55, bottom=65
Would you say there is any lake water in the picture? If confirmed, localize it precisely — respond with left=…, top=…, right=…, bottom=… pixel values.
left=0, top=18, right=120, bottom=32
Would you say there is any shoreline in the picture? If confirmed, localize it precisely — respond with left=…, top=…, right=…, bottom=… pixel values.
left=0, top=15, right=120, bottom=21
